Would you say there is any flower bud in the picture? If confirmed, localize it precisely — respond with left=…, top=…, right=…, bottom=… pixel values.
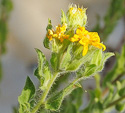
left=67, top=4, right=87, bottom=28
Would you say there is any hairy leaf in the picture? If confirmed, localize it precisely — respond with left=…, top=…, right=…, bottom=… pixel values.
left=35, top=49, right=51, bottom=90
left=45, top=82, right=81, bottom=111
left=18, top=77, right=35, bottom=113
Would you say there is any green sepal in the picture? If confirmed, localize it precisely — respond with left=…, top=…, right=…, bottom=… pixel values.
left=34, top=49, right=51, bottom=90
left=43, top=19, right=52, bottom=49
left=18, top=77, right=35, bottom=113
left=61, top=9, right=67, bottom=25
left=45, top=82, right=81, bottom=111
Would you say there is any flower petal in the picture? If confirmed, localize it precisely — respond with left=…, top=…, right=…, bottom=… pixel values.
left=82, top=44, right=88, bottom=56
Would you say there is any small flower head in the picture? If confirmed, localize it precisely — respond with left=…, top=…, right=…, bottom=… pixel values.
left=70, top=26, right=106, bottom=56
left=67, top=4, right=87, bottom=28
left=46, top=24, right=69, bottom=42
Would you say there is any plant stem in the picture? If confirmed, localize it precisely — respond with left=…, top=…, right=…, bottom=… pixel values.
left=106, top=95, right=125, bottom=109
left=31, top=72, right=59, bottom=113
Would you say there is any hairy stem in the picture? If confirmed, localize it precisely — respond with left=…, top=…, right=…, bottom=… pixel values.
left=31, top=72, right=59, bottom=113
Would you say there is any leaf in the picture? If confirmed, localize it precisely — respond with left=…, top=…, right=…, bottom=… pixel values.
left=91, top=49, right=102, bottom=66
left=115, top=103, right=125, bottom=112
left=71, top=88, right=83, bottom=109
left=63, top=103, right=77, bottom=113
left=66, top=49, right=96, bottom=71
left=43, top=37, right=50, bottom=49
left=18, top=77, right=35, bottom=113
left=43, top=19, right=52, bottom=49
left=97, top=52, right=114, bottom=72
left=84, top=64, right=97, bottom=76
left=35, top=49, right=51, bottom=90
left=45, top=82, right=81, bottom=111
left=119, top=87, right=125, bottom=97
left=59, top=43, right=72, bottom=70
left=76, top=65, right=85, bottom=78
left=50, top=52, right=58, bottom=71
left=103, top=45, right=124, bottom=86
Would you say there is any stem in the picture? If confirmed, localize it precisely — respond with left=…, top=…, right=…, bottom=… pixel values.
left=106, top=95, right=125, bottom=109
left=31, top=72, right=59, bottom=113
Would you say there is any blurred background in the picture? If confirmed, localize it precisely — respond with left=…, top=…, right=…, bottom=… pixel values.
left=0, top=0, right=125, bottom=113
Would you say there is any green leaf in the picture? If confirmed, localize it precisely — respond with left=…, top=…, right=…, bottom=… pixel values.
left=103, top=45, right=124, bottom=86
left=45, top=82, right=81, bottom=111
left=91, top=49, right=102, bottom=66
left=18, top=77, right=35, bottom=113
left=115, top=103, right=125, bottom=112
left=116, top=81, right=122, bottom=91
left=66, top=49, right=96, bottom=71
left=59, top=43, right=72, bottom=70
left=71, top=88, right=83, bottom=109
left=43, top=19, right=52, bottom=49
left=50, top=52, right=58, bottom=71
left=84, top=64, right=97, bottom=76
left=97, top=52, right=114, bottom=72
left=61, top=9, right=67, bottom=24
left=63, top=103, right=77, bottom=113
left=119, top=87, right=125, bottom=97
left=35, top=49, right=51, bottom=90
left=76, top=65, right=85, bottom=78
left=43, top=37, right=50, bottom=49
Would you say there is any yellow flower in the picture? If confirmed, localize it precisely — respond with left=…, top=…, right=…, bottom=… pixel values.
left=46, top=29, right=53, bottom=41
left=46, top=24, right=69, bottom=42
left=70, top=27, right=106, bottom=56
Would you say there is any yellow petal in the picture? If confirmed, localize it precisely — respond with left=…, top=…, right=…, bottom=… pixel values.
left=99, top=43, right=106, bottom=51
left=82, top=44, right=88, bottom=56
left=76, top=28, right=82, bottom=34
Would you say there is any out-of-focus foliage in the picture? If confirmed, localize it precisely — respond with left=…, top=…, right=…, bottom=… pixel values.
left=0, top=0, right=13, bottom=54
left=93, top=0, right=125, bottom=41
left=0, top=0, right=13, bottom=81
left=0, top=60, right=2, bottom=80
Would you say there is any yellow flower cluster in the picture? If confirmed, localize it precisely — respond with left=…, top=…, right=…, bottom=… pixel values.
left=46, top=24, right=69, bottom=42
left=70, top=27, right=106, bottom=56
